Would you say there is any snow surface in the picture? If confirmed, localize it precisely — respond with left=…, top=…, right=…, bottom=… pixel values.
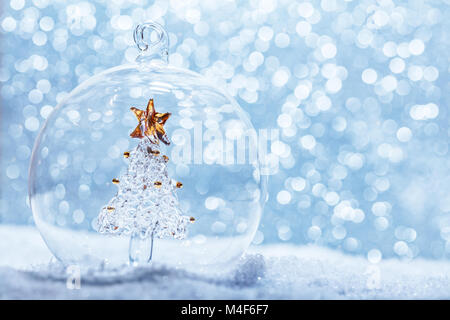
left=1, top=225, right=450, bottom=299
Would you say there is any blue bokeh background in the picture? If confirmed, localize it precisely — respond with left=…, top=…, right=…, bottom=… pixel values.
left=1, top=0, right=449, bottom=262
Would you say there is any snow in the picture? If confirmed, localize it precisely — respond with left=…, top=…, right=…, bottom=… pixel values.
left=1, top=225, right=450, bottom=299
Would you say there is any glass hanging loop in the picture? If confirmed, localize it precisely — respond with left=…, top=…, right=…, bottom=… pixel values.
left=134, top=21, right=169, bottom=65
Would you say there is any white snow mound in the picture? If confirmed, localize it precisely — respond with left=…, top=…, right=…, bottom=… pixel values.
left=1, top=225, right=450, bottom=299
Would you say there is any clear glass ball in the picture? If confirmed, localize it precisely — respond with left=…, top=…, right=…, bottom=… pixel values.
left=29, top=23, right=266, bottom=273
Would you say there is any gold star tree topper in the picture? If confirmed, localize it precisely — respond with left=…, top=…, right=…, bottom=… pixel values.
left=130, top=98, right=171, bottom=145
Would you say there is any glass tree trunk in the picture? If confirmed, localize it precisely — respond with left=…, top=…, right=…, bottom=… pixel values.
left=128, top=231, right=154, bottom=265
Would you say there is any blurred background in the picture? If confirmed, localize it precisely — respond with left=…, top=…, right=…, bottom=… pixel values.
left=0, top=0, right=449, bottom=262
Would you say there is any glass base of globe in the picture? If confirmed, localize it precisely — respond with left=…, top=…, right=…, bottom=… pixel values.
left=35, top=218, right=250, bottom=274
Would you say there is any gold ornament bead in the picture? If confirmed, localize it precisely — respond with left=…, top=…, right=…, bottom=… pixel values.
left=154, top=181, right=162, bottom=188
left=107, top=206, right=115, bottom=212
left=113, top=226, right=118, bottom=230
left=147, top=146, right=160, bottom=156
left=176, top=182, right=183, bottom=188
left=163, top=155, right=169, bottom=162
left=112, top=178, right=120, bottom=184
left=189, top=217, right=196, bottom=223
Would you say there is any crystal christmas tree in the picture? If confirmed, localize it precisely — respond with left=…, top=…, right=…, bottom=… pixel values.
left=97, top=98, right=194, bottom=264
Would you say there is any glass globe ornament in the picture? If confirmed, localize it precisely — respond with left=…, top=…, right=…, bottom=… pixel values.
left=29, top=22, right=266, bottom=273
